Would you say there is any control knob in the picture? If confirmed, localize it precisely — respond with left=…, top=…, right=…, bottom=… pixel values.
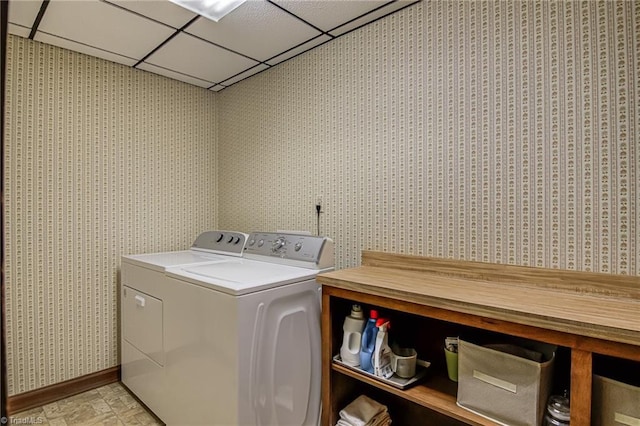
left=272, top=236, right=286, bottom=253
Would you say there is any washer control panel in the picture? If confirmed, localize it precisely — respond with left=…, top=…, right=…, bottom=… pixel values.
left=191, top=230, right=248, bottom=256
left=244, top=232, right=334, bottom=269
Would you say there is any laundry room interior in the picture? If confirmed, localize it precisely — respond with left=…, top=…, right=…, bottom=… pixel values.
left=2, top=0, right=640, bottom=425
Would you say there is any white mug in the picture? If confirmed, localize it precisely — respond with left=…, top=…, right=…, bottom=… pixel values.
left=391, top=346, right=417, bottom=378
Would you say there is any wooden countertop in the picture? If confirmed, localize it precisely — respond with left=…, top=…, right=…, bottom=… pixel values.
left=318, top=251, right=640, bottom=347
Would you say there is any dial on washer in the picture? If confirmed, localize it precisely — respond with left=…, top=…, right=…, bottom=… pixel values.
left=272, top=236, right=286, bottom=252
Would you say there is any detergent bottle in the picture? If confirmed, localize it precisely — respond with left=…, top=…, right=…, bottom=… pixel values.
left=340, top=304, right=366, bottom=366
left=359, top=309, right=379, bottom=373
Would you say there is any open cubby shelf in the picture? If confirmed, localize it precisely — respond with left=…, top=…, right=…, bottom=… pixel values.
left=319, top=251, right=640, bottom=426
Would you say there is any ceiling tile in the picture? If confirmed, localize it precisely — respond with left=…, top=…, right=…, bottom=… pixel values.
left=36, top=0, right=175, bottom=60
left=106, top=0, right=198, bottom=29
left=266, top=34, right=331, bottom=66
left=272, top=0, right=390, bottom=33
left=145, top=32, right=259, bottom=84
left=185, top=0, right=322, bottom=62
left=8, top=23, right=31, bottom=38
left=220, top=64, right=269, bottom=86
left=7, top=0, right=42, bottom=29
left=137, top=62, right=214, bottom=88
left=34, top=32, right=138, bottom=66
left=329, top=0, right=419, bottom=37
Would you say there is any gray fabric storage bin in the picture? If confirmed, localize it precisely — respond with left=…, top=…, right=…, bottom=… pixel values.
left=456, top=339, right=555, bottom=426
left=592, top=375, right=640, bottom=426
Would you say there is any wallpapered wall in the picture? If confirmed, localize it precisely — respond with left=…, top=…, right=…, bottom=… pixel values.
left=2, top=0, right=639, bottom=399
left=3, top=35, right=218, bottom=395
left=218, top=0, right=639, bottom=275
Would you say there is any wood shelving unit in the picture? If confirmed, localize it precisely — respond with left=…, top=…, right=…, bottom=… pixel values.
left=319, top=251, right=640, bottom=426
left=332, top=363, right=494, bottom=425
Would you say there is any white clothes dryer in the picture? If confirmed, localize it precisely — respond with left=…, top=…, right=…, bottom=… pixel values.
left=160, top=232, right=334, bottom=426
left=122, top=230, right=247, bottom=272
left=120, top=230, right=248, bottom=421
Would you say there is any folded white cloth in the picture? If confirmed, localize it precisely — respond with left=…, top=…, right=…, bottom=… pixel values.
left=337, top=412, right=391, bottom=426
left=336, top=395, right=391, bottom=426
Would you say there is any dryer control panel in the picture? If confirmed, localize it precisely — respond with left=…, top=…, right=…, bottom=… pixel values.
left=244, top=232, right=335, bottom=270
left=191, top=230, right=248, bottom=256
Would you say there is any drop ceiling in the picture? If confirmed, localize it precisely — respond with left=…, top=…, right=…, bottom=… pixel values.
left=7, top=0, right=420, bottom=91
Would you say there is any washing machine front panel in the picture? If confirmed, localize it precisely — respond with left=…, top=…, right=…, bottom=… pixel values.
left=241, top=278, right=322, bottom=426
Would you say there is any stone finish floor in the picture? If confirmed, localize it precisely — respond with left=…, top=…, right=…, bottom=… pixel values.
left=9, top=382, right=163, bottom=425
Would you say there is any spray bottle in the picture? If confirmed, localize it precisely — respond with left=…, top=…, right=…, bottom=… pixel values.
left=373, top=318, right=393, bottom=379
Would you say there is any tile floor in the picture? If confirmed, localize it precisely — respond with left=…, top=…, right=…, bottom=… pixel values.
left=9, top=382, right=163, bottom=425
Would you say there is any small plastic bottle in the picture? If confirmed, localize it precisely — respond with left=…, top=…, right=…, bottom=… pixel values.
left=339, top=304, right=366, bottom=366
left=359, top=310, right=379, bottom=373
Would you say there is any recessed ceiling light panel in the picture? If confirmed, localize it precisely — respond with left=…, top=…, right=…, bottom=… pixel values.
left=168, top=0, right=247, bottom=22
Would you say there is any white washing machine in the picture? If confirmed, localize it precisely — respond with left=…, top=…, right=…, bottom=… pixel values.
left=120, top=230, right=248, bottom=422
left=160, top=232, right=334, bottom=426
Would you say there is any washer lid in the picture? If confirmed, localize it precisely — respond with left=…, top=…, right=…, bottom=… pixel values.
left=122, top=250, right=231, bottom=272
left=166, top=258, right=321, bottom=295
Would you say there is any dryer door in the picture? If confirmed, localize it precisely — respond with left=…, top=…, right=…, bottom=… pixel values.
left=250, top=280, right=321, bottom=426
left=122, top=285, right=164, bottom=366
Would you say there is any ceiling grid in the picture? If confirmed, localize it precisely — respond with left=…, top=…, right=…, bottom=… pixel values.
left=7, top=0, right=420, bottom=90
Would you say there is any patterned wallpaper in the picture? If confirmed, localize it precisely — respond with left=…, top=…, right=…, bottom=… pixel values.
left=3, top=35, right=218, bottom=395
left=2, top=0, right=640, bottom=399
left=218, top=0, right=639, bottom=275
